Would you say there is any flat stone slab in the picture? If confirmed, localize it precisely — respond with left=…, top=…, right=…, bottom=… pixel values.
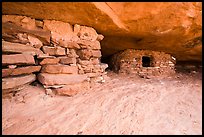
left=42, top=46, right=66, bottom=56
left=2, top=66, right=41, bottom=77
left=2, top=74, right=36, bottom=90
left=39, top=58, right=60, bottom=65
left=37, top=73, right=88, bottom=86
left=41, top=65, right=78, bottom=74
left=2, top=54, right=35, bottom=66
left=37, top=54, right=56, bottom=59
left=52, top=81, right=90, bottom=96
left=58, top=57, right=76, bottom=65
left=2, top=41, right=43, bottom=55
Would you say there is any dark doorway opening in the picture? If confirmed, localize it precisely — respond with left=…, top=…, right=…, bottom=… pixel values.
left=142, top=56, right=151, bottom=67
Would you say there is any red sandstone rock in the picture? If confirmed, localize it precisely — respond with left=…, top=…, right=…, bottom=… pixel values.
left=77, top=49, right=92, bottom=60
left=2, top=66, right=41, bottom=77
left=96, top=34, right=104, bottom=41
left=58, top=40, right=80, bottom=49
left=77, top=59, right=91, bottom=66
left=27, top=35, right=43, bottom=48
left=2, top=74, right=36, bottom=90
left=37, top=73, right=88, bottom=86
left=52, top=81, right=90, bottom=96
left=2, top=41, right=43, bottom=55
left=2, top=21, right=50, bottom=45
left=85, top=72, right=101, bottom=78
left=2, top=15, right=36, bottom=30
left=37, top=54, right=56, bottom=59
left=78, top=26, right=98, bottom=41
left=41, top=65, right=78, bottom=74
left=42, top=46, right=66, bottom=56
left=43, top=20, right=76, bottom=42
left=39, top=58, right=60, bottom=65
left=92, top=50, right=102, bottom=58
left=58, top=57, right=77, bottom=65
left=2, top=54, right=35, bottom=66
left=77, top=40, right=101, bottom=49
left=91, top=58, right=100, bottom=65
left=68, top=49, right=79, bottom=58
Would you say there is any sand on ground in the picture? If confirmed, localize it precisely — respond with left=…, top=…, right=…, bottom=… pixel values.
left=2, top=71, right=202, bottom=135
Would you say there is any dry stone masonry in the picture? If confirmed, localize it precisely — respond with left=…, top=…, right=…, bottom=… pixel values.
left=110, top=49, right=176, bottom=77
left=2, top=15, right=108, bottom=97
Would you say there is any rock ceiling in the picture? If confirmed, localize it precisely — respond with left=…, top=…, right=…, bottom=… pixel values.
left=2, top=2, right=202, bottom=62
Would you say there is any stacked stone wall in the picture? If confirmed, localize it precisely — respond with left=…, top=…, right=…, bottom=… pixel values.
left=110, top=49, right=175, bottom=77
left=2, top=15, right=108, bottom=97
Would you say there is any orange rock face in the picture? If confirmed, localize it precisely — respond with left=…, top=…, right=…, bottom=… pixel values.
left=2, top=2, right=202, bottom=62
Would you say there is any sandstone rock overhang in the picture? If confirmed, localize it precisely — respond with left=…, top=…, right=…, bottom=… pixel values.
left=2, top=2, right=202, bottom=62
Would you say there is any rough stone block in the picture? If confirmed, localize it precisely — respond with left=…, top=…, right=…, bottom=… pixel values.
left=2, top=54, right=35, bottom=66
left=92, top=50, right=102, bottom=58
left=37, top=53, right=56, bottom=59
left=77, top=49, right=92, bottom=60
left=37, top=73, right=88, bottom=86
left=39, top=58, right=60, bottom=65
left=77, top=40, right=101, bottom=49
left=43, top=20, right=76, bottom=42
left=2, top=66, right=41, bottom=77
left=2, top=74, right=36, bottom=90
left=2, top=41, right=43, bottom=55
left=96, top=34, right=104, bottom=41
left=68, top=49, right=79, bottom=58
left=41, top=65, right=78, bottom=74
left=27, top=35, right=43, bottom=48
left=78, top=26, right=98, bottom=41
left=58, top=40, right=80, bottom=49
left=42, top=46, right=66, bottom=56
left=2, top=15, right=36, bottom=30
left=59, top=57, right=77, bottom=65
left=52, top=81, right=90, bottom=96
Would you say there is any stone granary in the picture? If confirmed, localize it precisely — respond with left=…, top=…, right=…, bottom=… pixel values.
left=110, top=49, right=176, bottom=76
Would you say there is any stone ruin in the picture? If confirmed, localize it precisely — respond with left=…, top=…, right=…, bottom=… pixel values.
left=109, top=49, right=176, bottom=77
left=2, top=15, right=108, bottom=97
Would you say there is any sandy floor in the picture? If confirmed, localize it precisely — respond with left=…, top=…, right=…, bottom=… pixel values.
left=2, top=71, right=202, bottom=135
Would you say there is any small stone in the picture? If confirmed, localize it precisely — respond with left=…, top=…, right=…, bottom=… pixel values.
left=39, top=58, right=60, bottom=65
left=42, top=46, right=66, bottom=56
left=8, top=65, right=17, bottom=69
left=96, top=34, right=104, bottom=41
left=58, top=57, right=77, bottom=65
left=92, top=50, right=102, bottom=58
left=28, top=35, right=43, bottom=49
left=77, top=49, right=92, bottom=60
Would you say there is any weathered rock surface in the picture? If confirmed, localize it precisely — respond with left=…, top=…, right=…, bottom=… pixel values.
left=77, top=49, right=92, bottom=60
left=77, top=40, right=101, bottom=49
left=39, top=58, right=60, bottom=65
left=2, top=2, right=201, bottom=61
left=58, top=56, right=77, bottom=65
left=37, top=73, right=88, bottom=86
left=42, top=46, right=66, bottom=56
left=2, top=74, right=36, bottom=90
left=2, top=41, right=43, bottom=55
left=2, top=66, right=41, bottom=77
left=41, top=65, right=78, bottom=74
left=51, top=81, right=90, bottom=96
left=2, top=20, right=50, bottom=45
left=2, top=54, right=35, bottom=66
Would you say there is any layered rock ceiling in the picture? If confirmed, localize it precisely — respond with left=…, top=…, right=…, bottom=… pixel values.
left=2, top=2, right=202, bottom=62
